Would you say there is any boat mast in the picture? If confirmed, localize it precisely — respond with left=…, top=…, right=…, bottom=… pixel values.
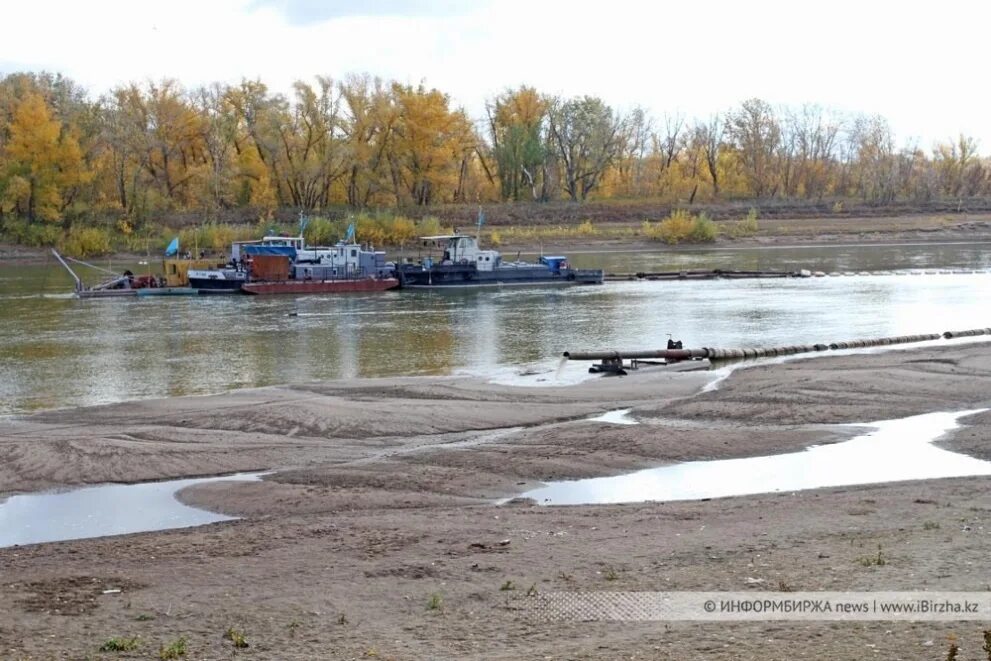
left=475, top=206, right=484, bottom=248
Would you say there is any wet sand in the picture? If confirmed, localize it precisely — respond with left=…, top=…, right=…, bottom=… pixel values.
left=3, top=344, right=991, bottom=659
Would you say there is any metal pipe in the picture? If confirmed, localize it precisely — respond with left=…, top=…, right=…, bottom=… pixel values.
left=564, top=332, right=954, bottom=366
left=944, top=328, right=991, bottom=339
left=562, top=348, right=709, bottom=361
left=51, top=249, right=82, bottom=292
left=64, top=254, right=118, bottom=276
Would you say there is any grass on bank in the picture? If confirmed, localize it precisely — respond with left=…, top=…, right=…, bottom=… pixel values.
left=1, top=207, right=763, bottom=258
left=0, top=213, right=453, bottom=258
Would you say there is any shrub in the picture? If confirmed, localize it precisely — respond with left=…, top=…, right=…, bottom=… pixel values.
left=642, top=209, right=693, bottom=244
left=0, top=218, right=61, bottom=247
left=576, top=220, right=597, bottom=236
left=61, top=226, right=113, bottom=257
left=734, top=208, right=760, bottom=237
left=642, top=210, right=717, bottom=244
left=415, top=216, right=444, bottom=237
left=355, top=213, right=387, bottom=246
left=387, top=215, right=417, bottom=245
left=304, top=216, right=343, bottom=245
left=178, top=223, right=254, bottom=254
left=690, top=213, right=717, bottom=242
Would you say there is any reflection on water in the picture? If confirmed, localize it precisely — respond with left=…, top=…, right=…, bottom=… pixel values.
left=567, top=241, right=991, bottom=273
left=517, top=410, right=991, bottom=505
left=589, top=409, right=638, bottom=425
left=2, top=243, right=991, bottom=414
left=0, top=472, right=264, bottom=547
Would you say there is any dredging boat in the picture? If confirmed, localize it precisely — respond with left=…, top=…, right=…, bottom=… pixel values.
left=51, top=249, right=208, bottom=298
left=395, top=234, right=603, bottom=288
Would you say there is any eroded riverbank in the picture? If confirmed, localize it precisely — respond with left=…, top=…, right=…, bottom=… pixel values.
left=3, top=344, right=991, bottom=659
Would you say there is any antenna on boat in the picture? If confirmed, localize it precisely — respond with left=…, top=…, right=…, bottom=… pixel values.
left=297, top=210, right=308, bottom=240
left=476, top=206, right=485, bottom=247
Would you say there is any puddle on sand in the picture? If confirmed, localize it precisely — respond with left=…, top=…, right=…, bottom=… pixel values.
left=0, top=472, right=265, bottom=548
left=588, top=409, right=639, bottom=425
left=517, top=410, right=991, bottom=505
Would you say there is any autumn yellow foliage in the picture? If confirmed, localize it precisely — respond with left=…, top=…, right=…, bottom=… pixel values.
left=0, top=71, right=987, bottom=251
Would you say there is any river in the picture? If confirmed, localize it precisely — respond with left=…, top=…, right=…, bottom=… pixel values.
left=2, top=242, right=991, bottom=415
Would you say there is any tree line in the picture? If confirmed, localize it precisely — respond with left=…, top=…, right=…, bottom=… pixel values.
left=0, top=71, right=987, bottom=230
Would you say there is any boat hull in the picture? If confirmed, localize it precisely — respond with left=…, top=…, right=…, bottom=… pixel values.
left=76, top=289, right=138, bottom=299
left=187, top=274, right=246, bottom=293
left=136, top=287, right=200, bottom=297
left=396, top=264, right=603, bottom=288
left=241, top=278, right=400, bottom=295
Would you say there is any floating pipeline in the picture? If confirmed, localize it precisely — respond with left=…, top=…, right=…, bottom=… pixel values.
left=943, top=328, right=991, bottom=339
left=827, top=334, right=942, bottom=350
left=604, top=269, right=814, bottom=281
left=604, top=268, right=991, bottom=282
left=564, top=327, right=991, bottom=366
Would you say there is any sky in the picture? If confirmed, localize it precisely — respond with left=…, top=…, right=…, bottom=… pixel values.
left=2, top=0, right=989, bottom=150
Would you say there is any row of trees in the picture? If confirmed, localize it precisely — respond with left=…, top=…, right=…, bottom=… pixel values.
left=0, top=71, right=988, bottom=228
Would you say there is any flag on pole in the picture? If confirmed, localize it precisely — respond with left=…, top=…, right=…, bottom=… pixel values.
left=164, top=237, right=179, bottom=257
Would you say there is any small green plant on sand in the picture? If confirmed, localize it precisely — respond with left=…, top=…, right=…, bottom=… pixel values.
left=856, top=544, right=887, bottom=567
left=99, top=637, right=140, bottom=652
left=158, top=636, right=187, bottom=660
left=224, top=627, right=249, bottom=649
left=946, top=634, right=959, bottom=660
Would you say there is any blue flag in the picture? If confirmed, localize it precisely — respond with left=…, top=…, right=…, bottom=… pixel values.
left=164, top=237, right=179, bottom=257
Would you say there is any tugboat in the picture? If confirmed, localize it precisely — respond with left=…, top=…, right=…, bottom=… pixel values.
left=395, top=234, right=603, bottom=288
left=240, top=238, right=398, bottom=295
left=183, top=217, right=400, bottom=295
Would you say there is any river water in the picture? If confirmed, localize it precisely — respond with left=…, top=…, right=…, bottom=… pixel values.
left=2, top=242, right=991, bottom=415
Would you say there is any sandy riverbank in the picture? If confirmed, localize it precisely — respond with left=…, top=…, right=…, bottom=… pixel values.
left=3, top=344, right=991, bottom=659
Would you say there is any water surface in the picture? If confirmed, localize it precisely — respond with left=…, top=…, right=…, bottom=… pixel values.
left=3, top=243, right=991, bottom=414
left=518, top=410, right=991, bottom=505
left=0, top=472, right=264, bottom=548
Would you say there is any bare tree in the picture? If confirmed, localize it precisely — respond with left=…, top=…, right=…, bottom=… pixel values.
left=692, top=116, right=723, bottom=198
left=546, top=96, right=625, bottom=201
left=726, top=98, right=781, bottom=198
